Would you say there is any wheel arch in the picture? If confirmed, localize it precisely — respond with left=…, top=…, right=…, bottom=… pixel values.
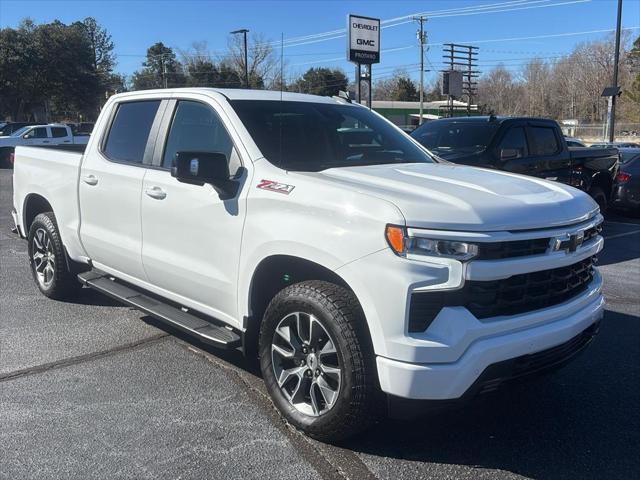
left=23, top=193, right=54, bottom=231
left=243, top=254, right=372, bottom=358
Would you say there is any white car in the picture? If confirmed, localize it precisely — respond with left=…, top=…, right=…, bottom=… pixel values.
left=11, top=89, right=604, bottom=441
left=0, top=124, right=89, bottom=166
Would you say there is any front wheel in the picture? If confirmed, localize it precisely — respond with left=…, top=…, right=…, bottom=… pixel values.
left=259, top=280, right=378, bottom=442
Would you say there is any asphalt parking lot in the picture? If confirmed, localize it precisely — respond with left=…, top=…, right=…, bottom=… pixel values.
left=1, top=168, right=638, bottom=480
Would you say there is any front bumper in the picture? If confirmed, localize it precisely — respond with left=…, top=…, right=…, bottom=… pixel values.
left=376, top=274, right=604, bottom=400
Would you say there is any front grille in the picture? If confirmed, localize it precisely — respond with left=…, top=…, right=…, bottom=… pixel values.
left=477, top=238, right=550, bottom=260
left=408, top=256, right=596, bottom=332
left=583, top=223, right=603, bottom=243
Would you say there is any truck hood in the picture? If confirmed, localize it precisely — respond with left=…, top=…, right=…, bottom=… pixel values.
left=313, top=162, right=598, bottom=231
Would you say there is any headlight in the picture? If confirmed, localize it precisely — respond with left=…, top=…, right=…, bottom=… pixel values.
left=385, top=225, right=478, bottom=261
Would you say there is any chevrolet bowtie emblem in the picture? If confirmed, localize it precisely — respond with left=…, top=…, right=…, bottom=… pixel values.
left=551, top=230, right=585, bottom=253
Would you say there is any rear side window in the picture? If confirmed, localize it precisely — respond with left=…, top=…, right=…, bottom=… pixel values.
left=162, top=100, right=236, bottom=170
left=104, top=101, right=161, bottom=164
left=530, top=127, right=560, bottom=156
left=51, top=127, right=68, bottom=138
left=498, top=127, right=528, bottom=158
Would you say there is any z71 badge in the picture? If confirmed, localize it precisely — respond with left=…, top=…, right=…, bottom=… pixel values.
left=256, top=179, right=295, bottom=195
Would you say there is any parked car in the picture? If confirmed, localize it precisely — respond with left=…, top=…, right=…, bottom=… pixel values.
left=12, top=89, right=604, bottom=441
left=0, top=121, right=46, bottom=137
left=0, top=124, right=89, bottom=167
left=410, top=116, right=619, bottom=211
left=590, top=141, right=640, bottom=148
left=565, top=136, right=586, bottom=147
left=611, top=147, right=640, bottom=215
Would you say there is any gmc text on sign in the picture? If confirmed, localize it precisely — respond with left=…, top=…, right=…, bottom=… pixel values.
left=347, top=14, right=380, bottom=64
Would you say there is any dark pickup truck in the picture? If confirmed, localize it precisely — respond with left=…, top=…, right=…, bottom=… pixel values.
left=411, top=116, right=619, bottom=211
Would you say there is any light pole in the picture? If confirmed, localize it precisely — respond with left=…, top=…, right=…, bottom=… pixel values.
left=609, top=0, right=623, bottom=142
left=231, top=29, right=250, bottom=88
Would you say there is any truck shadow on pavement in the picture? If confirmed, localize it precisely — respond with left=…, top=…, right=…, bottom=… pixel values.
left=144, top=308, right=638, bottom=480
left=344, top=308, right=639, bottom=480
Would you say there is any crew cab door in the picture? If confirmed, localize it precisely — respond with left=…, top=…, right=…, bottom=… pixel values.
left=500, top=121, right=571, bottom=183
left=140, top=97, right=248, bottom=326
left=22, top=126, right=51, bottom=146
left=50, top=126, right=73, bottom=144
left=79, top=98, right=166, bottom=281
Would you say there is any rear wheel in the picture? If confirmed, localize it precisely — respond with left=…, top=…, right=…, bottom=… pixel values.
left=589, top=186, right=608, bottom=214
left=259, top=280, right=378, bottom=442
left=27, top=212, right=80, bottom=299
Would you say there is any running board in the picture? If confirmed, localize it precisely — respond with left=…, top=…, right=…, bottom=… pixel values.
left=78, top=270, right=241, bottom=349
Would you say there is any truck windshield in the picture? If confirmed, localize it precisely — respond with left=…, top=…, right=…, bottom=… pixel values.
left=11, top=127, right=31, bottom=137
left=230, top=100, right=434, bottom=171
left=411, top=121, right=500, bottom=154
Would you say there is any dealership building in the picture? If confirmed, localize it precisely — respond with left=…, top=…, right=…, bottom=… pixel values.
left=367, top=100, right=478, bottom=127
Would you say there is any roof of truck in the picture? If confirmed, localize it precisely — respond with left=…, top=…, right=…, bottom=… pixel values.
left=111, top=88, right=345, bottom=105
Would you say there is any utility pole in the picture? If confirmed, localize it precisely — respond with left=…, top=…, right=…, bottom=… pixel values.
left=231, top=29, right=250, bottom=88
left=162, top=55, right=168, bottom=89
left=609, top=0, right=623, bottom=142
left=414, top=16, right=427, bottom=125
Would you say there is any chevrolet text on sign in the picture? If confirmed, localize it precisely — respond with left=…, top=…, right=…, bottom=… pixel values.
left=347, top=14, right=380, bottom=64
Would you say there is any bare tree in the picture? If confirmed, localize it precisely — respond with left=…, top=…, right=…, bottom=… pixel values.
left=224, top=32, right=279, bottom=89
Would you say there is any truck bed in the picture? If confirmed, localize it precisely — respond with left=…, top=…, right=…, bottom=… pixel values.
left=31, top=144, right=88, bottom=154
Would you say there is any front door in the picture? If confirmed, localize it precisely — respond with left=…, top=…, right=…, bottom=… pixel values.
left=140, top=98, right=248, bottom=326
left=79, top=99, right=164, bottom=281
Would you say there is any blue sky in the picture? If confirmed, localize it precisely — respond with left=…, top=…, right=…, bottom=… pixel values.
left=1, top=0, right=638, bottom=85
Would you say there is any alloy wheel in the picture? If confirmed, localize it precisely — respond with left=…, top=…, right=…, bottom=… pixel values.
left=32, top=228, right=55, bottom=288
left=271, top=311, right=342, bottom=417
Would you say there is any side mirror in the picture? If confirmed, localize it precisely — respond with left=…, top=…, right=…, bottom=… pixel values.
left=171, top=151, right=239, bottom=199
left=500, top=148, right=520, bottom=160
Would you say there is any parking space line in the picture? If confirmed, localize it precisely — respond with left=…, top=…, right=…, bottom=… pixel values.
left=604, top=229, right=640, bottom=240
left=0, top=333, right=169, bottom=383
left=604, top=220, right=640, bottom=227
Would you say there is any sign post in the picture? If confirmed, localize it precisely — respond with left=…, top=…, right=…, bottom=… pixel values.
left=347, top=14, right=380, bottom=109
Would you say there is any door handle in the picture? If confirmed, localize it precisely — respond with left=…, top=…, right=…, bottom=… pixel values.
left=42, top=140, right=50, bottom=144
left=145, top=186, right=167, bottom=200
left=83, top=174, right=99, bottom=186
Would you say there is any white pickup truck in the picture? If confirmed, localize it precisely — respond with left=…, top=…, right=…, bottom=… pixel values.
left=11, top=88, right=604, bottom=441
left=0, top=124, right=89, bottom=167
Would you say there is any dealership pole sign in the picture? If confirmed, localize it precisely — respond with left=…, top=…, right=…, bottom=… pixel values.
left=347, top=15, right=380, bottom=64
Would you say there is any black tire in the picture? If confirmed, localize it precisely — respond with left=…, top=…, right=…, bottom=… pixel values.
left=589, top=186, right=608, bottom=214
left=27, top=212, right=80, bottom=299
left=259, top=280, right=378, bottom=442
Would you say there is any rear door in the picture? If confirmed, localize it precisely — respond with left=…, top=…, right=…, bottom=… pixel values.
left=140, top=96, right=248, bottom=326
left=50, top=126, right=72, bottom=145
left=79, top=98, right=167, bottom=281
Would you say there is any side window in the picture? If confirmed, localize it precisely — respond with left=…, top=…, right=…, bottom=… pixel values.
left=530, top=126, right=560, bottom=156
left=25, top=127, right=48, bottom=139
left=498, top=127, right=528, bottom=159
left=162, top=100, right=237, bottom=171
left=103, top=100, right=161, bottom=164
left=51, top=127, right=68, bottom=138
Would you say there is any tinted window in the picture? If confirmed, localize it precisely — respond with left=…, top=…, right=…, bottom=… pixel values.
left=163, top=101, right=235, bottom=170
left=232, top=100, right=433, bottom=171
left=620, top=151, right=640, bottom=164
left=411, top=121, right=500, bottom=155
left=104, top=101, right=161, bottom=163
left=530, top=127, right=559, bottom=156
left=498, top=127, right=527, bottom=158
left=51, top=127, right=68, bottom=138
left=25, top=127, right=48, bottom=139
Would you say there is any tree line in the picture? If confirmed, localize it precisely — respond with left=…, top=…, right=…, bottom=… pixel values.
left=1, top=17, right=638, bottom=125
